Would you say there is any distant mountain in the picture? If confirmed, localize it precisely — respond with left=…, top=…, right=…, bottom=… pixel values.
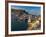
left=11, top=9, right=28, bottom=14
left=11, top=9, right=40, bottom=17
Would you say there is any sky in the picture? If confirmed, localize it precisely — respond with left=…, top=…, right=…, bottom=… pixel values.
left=11, top=5, right=41, bottom=16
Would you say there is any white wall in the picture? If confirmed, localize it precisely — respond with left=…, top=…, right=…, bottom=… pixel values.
left=0, top=0, right=46, bottom=37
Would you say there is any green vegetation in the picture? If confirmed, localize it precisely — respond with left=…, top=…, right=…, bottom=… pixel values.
left=31, top=19, right=36, bottom=23
left=11, top=9, right=15, bottom=13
